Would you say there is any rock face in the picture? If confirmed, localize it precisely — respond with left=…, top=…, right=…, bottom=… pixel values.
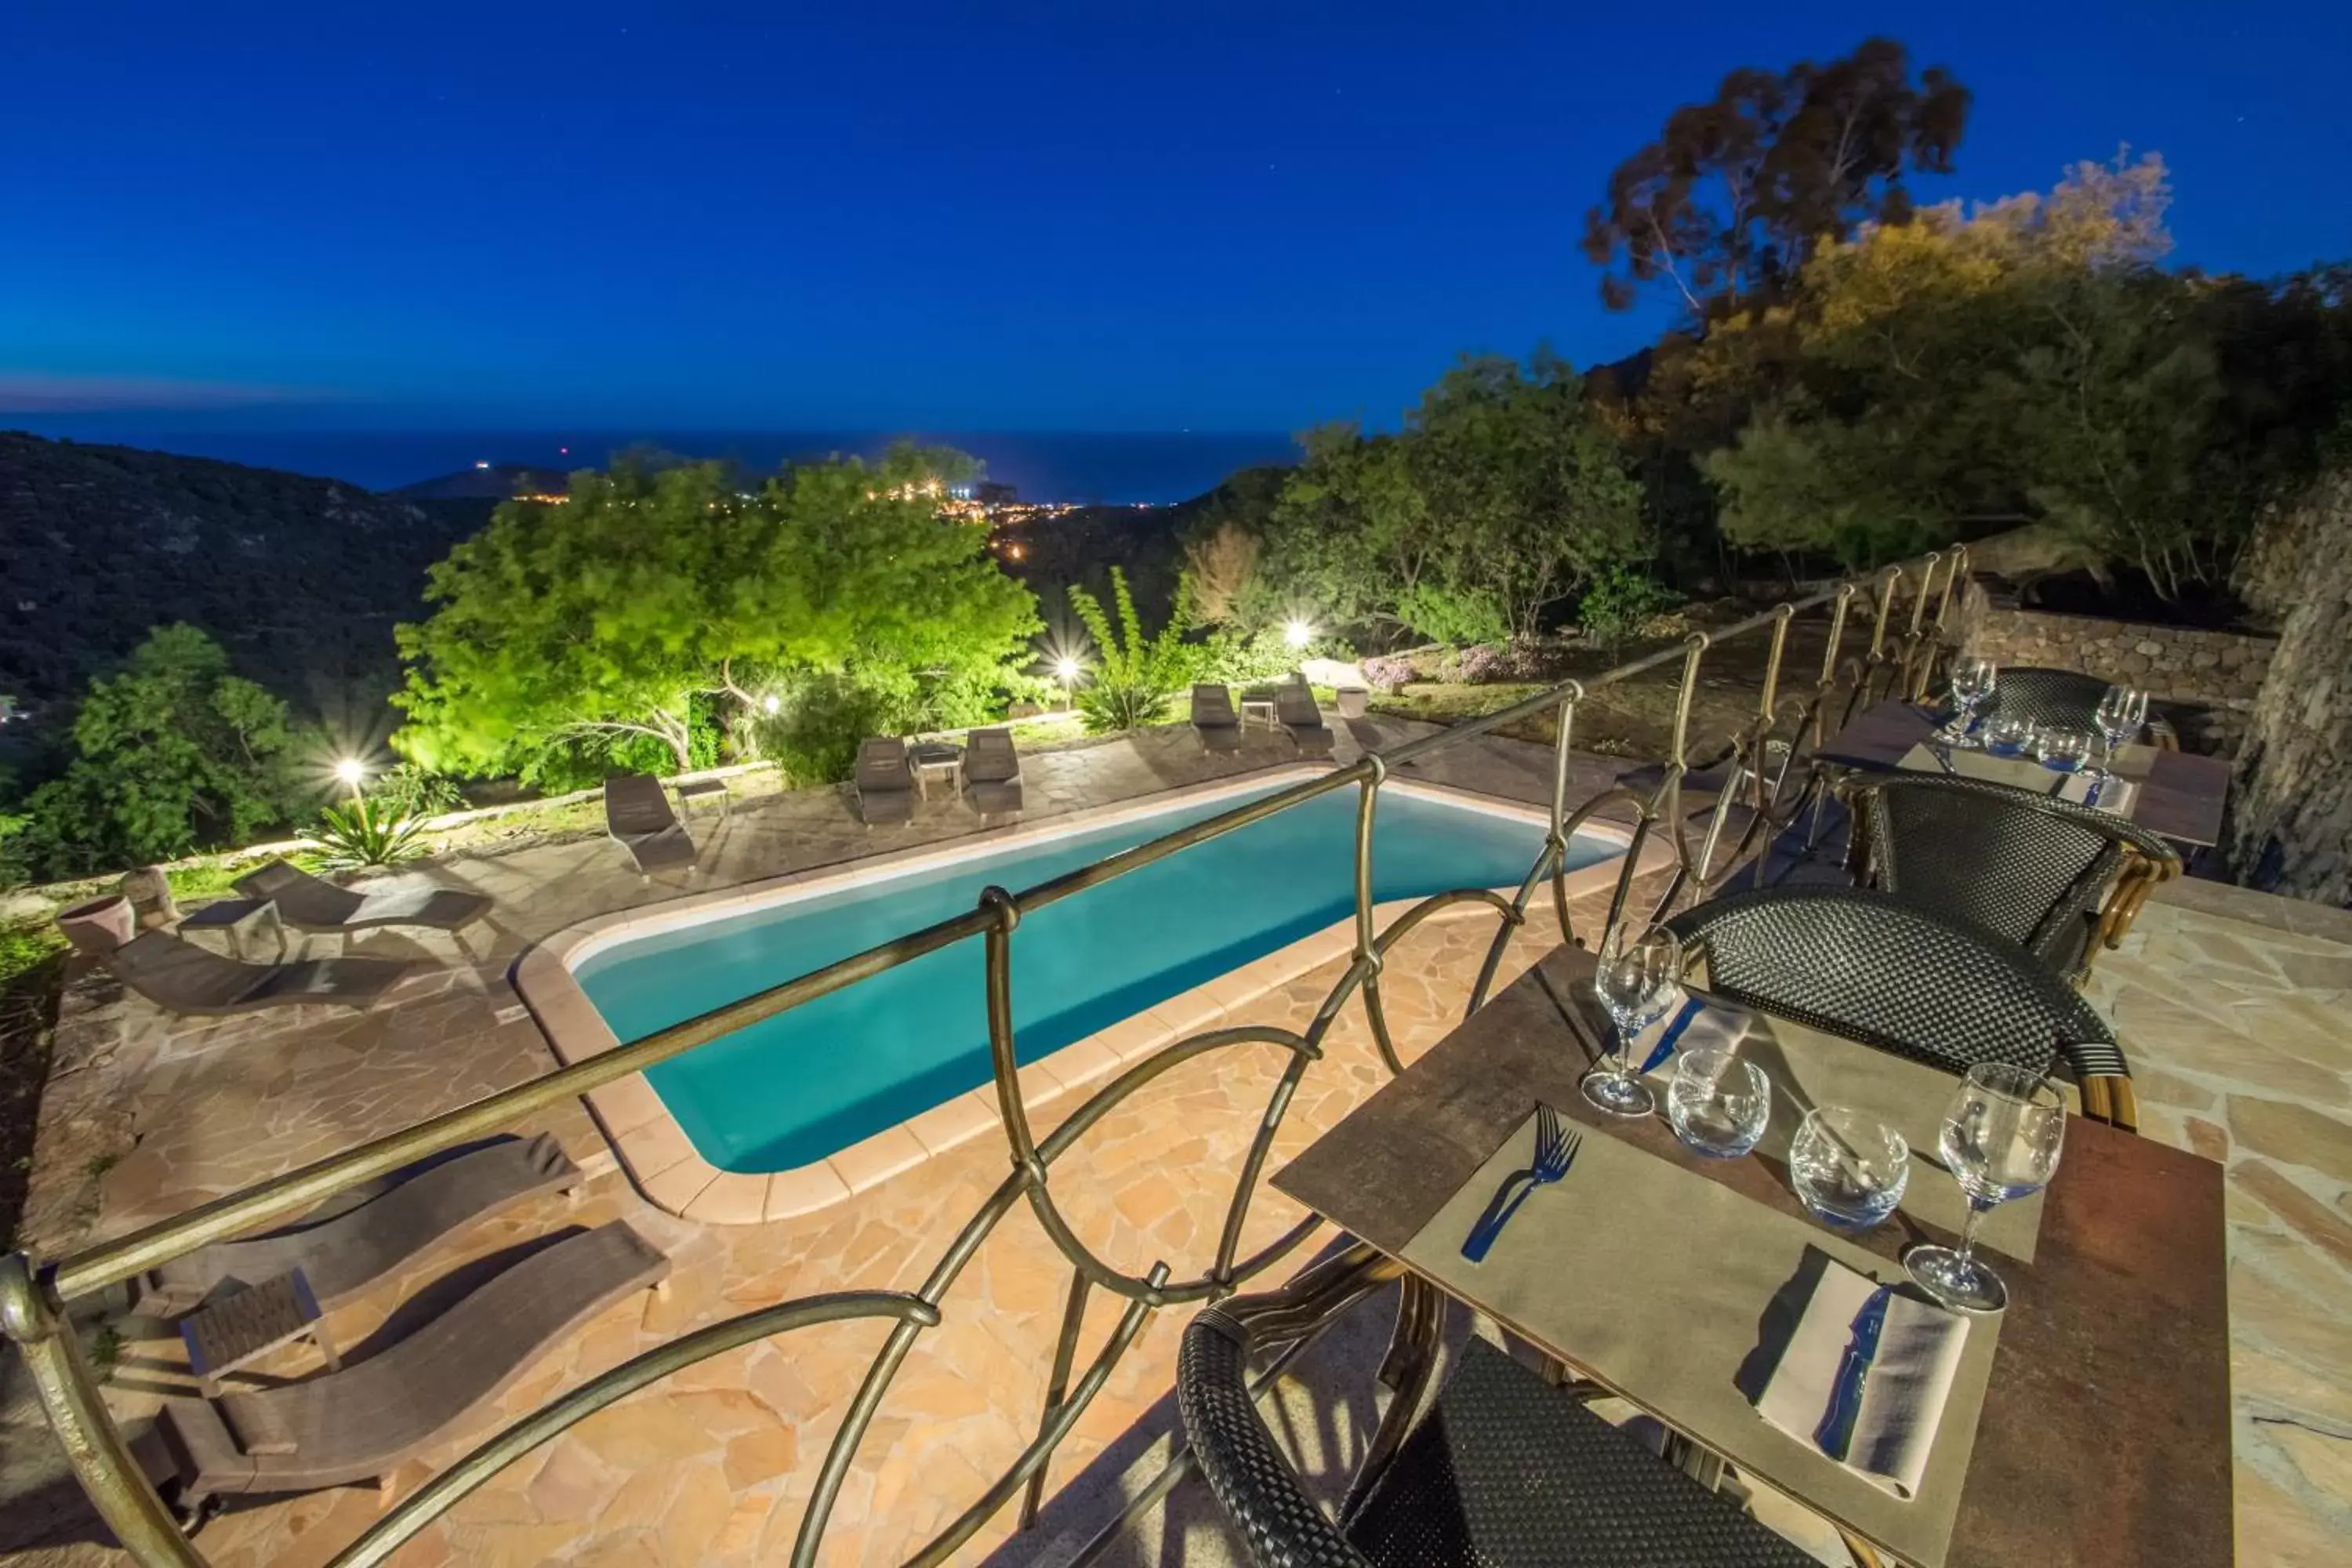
left=2230, top=470, right=2352, bottom=905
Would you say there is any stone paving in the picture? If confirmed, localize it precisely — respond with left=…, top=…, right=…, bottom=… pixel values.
left=2, top=717, right=2347, bottom=1567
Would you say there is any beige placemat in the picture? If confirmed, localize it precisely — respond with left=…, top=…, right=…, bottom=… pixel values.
left=1896, top=742, right=2140, bottom=816
left=1666, top=1006, right=2045, bottom=1262
left=1402, top=1110, right=2003, bottom=1568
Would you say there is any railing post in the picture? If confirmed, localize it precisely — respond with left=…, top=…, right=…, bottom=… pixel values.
left=0, top=1254, right=205, bottom=1567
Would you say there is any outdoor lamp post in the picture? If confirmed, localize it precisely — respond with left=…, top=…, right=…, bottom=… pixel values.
left=1055, top=657, right=1080, bottom=711
left=1284, top=619, right=1314, bottom=650
left=762, top=693, right=782, bottom=716
left=334, top=757, right=368, bottom=803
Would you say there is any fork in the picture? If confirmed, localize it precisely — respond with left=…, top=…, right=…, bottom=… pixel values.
left=1461, top=1105, right=1581, bottom=1261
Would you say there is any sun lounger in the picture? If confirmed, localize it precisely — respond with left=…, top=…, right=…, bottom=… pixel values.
left=89, top=929, right=413, bottom=1015
left=604, top=773, right=698, bottom=875
left=1276, top=684, right=1334, bottom=755
left=1192, top=684, right=1243, bottom=752
left=145, top=1221, right=669, bottom=1507
left=139, top=1134, right=581, bottom=1317
left=856, top=737, right=915, bottom=826
left=964, top=728, right=1024, bottom=817
left=233, top=860, right=491, bottom=936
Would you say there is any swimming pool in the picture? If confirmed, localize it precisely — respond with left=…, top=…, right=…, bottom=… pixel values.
left=558, top=776, right=1619, bottom=1178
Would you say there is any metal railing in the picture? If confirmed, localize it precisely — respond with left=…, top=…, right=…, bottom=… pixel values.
left=0, top=551, right=1966, bottom=1567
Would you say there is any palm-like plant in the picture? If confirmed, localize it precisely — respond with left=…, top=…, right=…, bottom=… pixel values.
left=313, top=798, right=431, bottom=870
left=1065, top=569, right=1194, bottom=733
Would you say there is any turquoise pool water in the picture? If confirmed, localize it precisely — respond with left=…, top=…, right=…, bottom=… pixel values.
left=578, top=786, right=1613, bottom=1172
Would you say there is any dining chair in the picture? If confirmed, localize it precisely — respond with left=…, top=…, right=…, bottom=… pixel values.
left=1181, top=1302, right=1819, bottom=1568
left=1664, top=886, right=2136, bottom=1130
left=1846, top=774, right=2180, bottom=976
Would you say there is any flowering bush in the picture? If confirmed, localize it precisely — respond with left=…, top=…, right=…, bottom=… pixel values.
left=1359, top=654, right=1421, bottom=691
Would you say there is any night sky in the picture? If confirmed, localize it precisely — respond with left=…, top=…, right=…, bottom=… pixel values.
left=5, top=1, right=2347, bottom=434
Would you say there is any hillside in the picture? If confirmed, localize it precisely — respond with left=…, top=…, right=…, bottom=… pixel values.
left=0, top=432, right=487, bottom=716
left=391, top=463, right=572, bottom=501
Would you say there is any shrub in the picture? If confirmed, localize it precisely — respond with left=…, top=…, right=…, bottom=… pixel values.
left=1577, top=563, right=1682, bottom=648
left=1359, top=654, right=1421, bottom=691
left=370, top=764, right=465, bottom=819
left=1066, top=568, right=1195, bottom=734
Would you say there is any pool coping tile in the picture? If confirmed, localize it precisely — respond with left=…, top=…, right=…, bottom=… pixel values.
left=514, top=768, right=1646, bottom=1225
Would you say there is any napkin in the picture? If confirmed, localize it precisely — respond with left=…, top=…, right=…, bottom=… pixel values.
left=1755, top=1258, right=1969, bottom=1499
left=1629, top=991, right=1753, bottom=1076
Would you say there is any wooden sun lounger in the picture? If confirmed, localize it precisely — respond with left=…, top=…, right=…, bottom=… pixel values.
left=1276, top=685, right=1334, bottom=755
left=233, top=861, right=491, bottom=936
left=604, top=773, right=698, bottom=875
left=147, top=1221, right=669, bottom=1505
left=963, top=728, right=1024, bottom=816
left=101, top=931, right=413, bottom=1016
left=140, top=1134, right=581, bottom=1317
left=856, top=737, right=915, bottom=826
left=1192, top=684, right=1243, bottom=752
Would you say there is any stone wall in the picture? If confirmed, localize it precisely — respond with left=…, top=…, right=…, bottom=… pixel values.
left=1951, top=578, right=2276, bottom=737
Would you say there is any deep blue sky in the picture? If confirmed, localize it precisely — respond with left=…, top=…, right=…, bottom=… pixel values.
left=5, top=2, right=2347, bottom=435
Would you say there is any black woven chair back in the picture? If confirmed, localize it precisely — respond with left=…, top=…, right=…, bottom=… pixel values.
left=1864, top=775, right=2129, bottom=969
left=1180, top=1314, right=1817, bottom=1568
left=1978, top=666, right=2116, bottom=731
left=1665, top=886, right=2125, bottom=1083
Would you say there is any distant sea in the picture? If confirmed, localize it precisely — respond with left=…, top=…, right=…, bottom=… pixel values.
left=5, top=423, right=1303, bottom=506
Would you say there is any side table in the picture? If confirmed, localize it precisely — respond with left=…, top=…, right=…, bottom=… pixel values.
left=177, top=898, right=287, bottom=962
left=180, top=1269, right=339, bottom=1399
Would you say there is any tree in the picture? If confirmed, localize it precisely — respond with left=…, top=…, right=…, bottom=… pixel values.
left=1257, top=353, right=1646, bottom=644
left=15, top=625, right=318, bottom=878
left=1582, top=38, right=1969, bottom=318
left=394, top=445, right=1040, bottom=782
left=1700, top=152, right=2260, bottom=591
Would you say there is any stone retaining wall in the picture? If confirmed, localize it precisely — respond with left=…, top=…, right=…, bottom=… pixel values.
left=1953, top=579, right=2276, bottom=731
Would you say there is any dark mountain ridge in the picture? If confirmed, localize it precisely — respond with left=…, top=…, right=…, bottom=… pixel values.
left=0, top=431, right=487, bottom=717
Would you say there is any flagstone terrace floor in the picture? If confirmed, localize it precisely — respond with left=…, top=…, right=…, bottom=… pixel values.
left=1, top=719, right=2347, bottom=1566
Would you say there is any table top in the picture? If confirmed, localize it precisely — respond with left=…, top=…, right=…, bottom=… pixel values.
left=179, top=1269, right=324, bottom=1380
left=673, top=779, right=728, bottom=799
left=909, top=742, right=964, bottom=766
left=1819, top=699, right=2230, bottom=847
left=1273, top=946, right=2232, bottom=1568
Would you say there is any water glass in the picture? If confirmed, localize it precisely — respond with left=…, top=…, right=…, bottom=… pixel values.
left=2034, top=728, right=2092, bottom=775
left=1584, top=922, right=1682, bottom=1118
left=1665, top=1047, right=1771, bottom=1157
left=1939, top=655, right=1995, bottom=746
left=1906, top=1062, right=2067, bottom=1314
left=2092, top=684, right=2147, bottom=777
left=1980, top=713, right=2035, bottom=759
left=1790, top=1107, right=1910, bottom=1230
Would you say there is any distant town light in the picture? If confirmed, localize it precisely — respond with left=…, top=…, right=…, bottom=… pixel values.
left=474, top=460, right=491, bottom=470
left=1284, top=619, right=1314, bottom=649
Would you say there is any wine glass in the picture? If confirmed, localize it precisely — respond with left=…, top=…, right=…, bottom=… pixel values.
left=1905, top=1062, right=2066, bottom=1314
left=2092, top=685, right=2147, bottom=781
left=1938, top=655, right=1995, bottom=746
left=1584, top=922, right=1682, bottom=1118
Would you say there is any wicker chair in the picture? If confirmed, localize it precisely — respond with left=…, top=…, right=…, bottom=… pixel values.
left=1181, top=1312, right=1817, bottom=1568
left=1849, top=774, right=2180, bottom=975
left=1664, top=886, right=2136, bottom=1129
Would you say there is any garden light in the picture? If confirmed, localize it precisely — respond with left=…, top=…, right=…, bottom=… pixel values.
left=763, top=693, right=782, bottom=715
left=1284, top=619, right=1314, bottom=649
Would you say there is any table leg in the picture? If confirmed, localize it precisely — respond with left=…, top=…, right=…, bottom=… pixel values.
left=312, top=1321, right=341, bottom=1373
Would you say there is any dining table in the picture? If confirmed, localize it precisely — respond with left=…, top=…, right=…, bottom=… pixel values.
left=1817, top=699, right=2232, bottom=848
left=1272, top=944, right=2233, bottom=1568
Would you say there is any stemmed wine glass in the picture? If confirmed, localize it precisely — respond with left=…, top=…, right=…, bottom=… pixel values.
left=1937, top=655, right=1996, bottom=747
left=1905, top=1062, right=2067, bottom=1314
left=2092, top=685, right=2147, bottom=782
left=1584, top=922, right=1682, bottom=1117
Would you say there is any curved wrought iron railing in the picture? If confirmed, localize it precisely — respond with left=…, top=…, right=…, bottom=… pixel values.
left=0, top=551, right=1965, bottom=1567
